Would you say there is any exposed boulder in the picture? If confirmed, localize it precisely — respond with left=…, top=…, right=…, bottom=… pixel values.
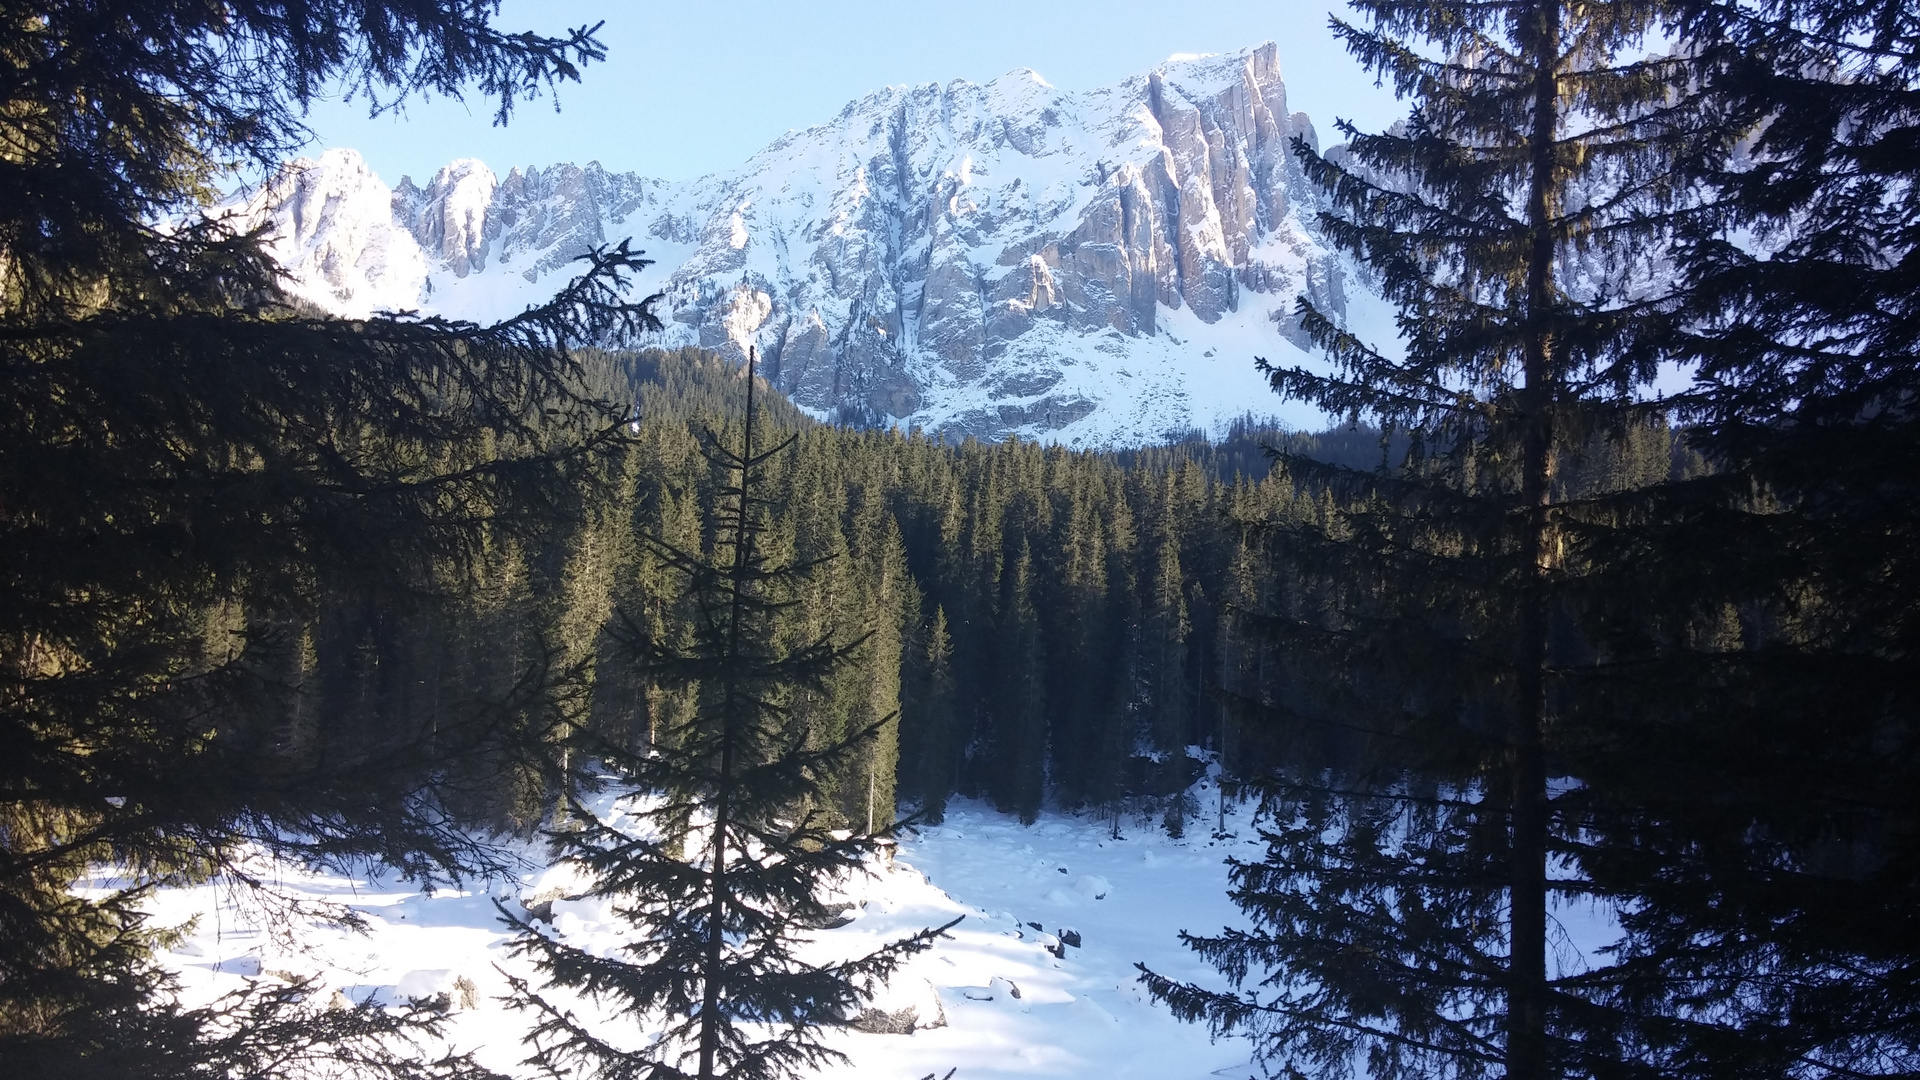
left=849, top=976, right=947, bottom=1034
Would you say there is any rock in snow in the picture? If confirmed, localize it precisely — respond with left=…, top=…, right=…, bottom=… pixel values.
left=851, top=975, right=948, bottom=1034
left=393, top=969, right=481, bottom=1012
left=221, top=43, right=1363, bottom=446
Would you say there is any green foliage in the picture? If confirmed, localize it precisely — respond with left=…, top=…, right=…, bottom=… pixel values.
left=1564, top=0, right=1920, bottom=1072
left=30, top=2, right=1912, bottom=1077
left=1140, top=1, right=1920, bottom=1078
left=1136, top=1, right=1722, bottom=1078
left=587, top=351, right=1322, bottom=834
left=1, top=2, right=653, bottom=1073
left=506, top=356, right=953, bottom=1080
left=2, top=0, right=606, bottom=318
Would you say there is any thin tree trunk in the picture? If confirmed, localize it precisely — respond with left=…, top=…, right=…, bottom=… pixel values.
left=1218, top=678, right=1229, bottom=837
left=1510, top=5, right=1561, bottom=1078
left=699, top=348, right=759, bottom=1080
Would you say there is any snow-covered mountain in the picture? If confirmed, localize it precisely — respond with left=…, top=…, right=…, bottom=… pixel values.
left=228, top=43, right=1360, bottom=445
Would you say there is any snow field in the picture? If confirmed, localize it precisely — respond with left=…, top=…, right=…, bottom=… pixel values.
left=143, top=787, right=1275, bottom=1079
left=823, top=798, right=1269, bottom=1080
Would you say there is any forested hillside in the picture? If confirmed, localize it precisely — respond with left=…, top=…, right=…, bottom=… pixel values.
left=299, top=345, right=1374, bottom=836
left=305, top=347, right=1680, bottom=843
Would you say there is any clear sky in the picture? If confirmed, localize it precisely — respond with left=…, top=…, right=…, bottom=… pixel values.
left=301, top=0, right=1408, bottom=187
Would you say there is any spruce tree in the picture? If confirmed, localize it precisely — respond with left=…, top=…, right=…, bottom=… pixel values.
left=1, top=3, right=652, bottom=1075
left=1050, top=463, right=1124, bottom=812
left=989, top=539, right=1049, bottom=823
left=1551, top=0, right=1920, bottom=1072
left=903, top=607, right=960, bottom=823
left=505, top=351, right=954, bottom=1080
left=1139, top=1, right=1716, bottom=1078
left=1143, top=473, right=1193, bottom=772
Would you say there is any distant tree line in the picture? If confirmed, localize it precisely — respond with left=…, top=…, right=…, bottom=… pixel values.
left=214, top=343, right=1698, bottom=853
left=451, top=347, right=1404, bottom=834
left=317, top=346, right=1672, bottom=846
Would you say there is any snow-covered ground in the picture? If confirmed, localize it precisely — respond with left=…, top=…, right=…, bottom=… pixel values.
left=143, top=789, right=1273, bottom=1080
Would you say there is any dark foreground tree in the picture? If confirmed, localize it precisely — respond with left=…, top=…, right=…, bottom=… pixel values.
left=1, top=3, right=658, bottom=1076
left=1553, top=0, right=1920, bottom=1073
left=505, top=351, right=955, bottom=1080
left=1138, top=0, right=1717, bottom=1077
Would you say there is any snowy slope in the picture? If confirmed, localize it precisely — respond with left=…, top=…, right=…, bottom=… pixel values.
left=222, top=148, right=430, bottom=319
left=142, top=792, right=1275, bottom=1080
left=223, top=43, right=1374, bottom=445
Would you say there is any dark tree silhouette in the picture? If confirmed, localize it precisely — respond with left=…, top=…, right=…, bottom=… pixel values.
left=1136, top=0, right=1720, bottom=1077
left=506, top=350, right=955, bottom=1080
left=1, top=3, right=659, bottom=1075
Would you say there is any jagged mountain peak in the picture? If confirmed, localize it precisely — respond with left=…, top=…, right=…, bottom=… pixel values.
left=224, top=147, right=427, bottom=318
left=226, top=41, right=1352, bottom=445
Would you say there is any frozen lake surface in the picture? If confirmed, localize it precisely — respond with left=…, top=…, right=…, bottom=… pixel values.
left=147, top=790, right=1274, bottom=1080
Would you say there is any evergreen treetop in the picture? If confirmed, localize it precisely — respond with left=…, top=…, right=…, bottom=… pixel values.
left=2, top=0, right=606, bottom=316
left=507, top=352, right=954, bottom=1080
left=1141, top=1, right=1721, bottom=1078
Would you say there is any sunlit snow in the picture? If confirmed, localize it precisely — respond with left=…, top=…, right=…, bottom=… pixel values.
left=143, top=790, right=1279, bottom=1080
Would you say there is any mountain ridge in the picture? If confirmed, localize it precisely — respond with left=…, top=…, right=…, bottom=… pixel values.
left=228, top=43, right=1360, bottom=445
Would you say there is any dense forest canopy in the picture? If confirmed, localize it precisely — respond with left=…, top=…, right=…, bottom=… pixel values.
left=507, top=348, right=1390, bottom=832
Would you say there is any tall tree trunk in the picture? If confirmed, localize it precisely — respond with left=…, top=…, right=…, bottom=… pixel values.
left=1510, top=5, right=1561, bottom=1078
left=699, top=348, right=759, bottom=1080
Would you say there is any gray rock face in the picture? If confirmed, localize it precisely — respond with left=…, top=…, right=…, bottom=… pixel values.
left=392, top=159, right=494, bottom=277
left=235, top=43, right=1354, bottom=445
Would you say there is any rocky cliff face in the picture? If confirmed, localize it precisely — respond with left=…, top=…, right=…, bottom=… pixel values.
left=231, top=147, right=428, bottom=317
left=229, top=44, right=1353, bottom=445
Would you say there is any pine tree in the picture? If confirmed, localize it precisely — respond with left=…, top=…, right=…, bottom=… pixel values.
left=1139, top=2, right=1718, bottom=1078
left=902, top=607, right=960, bottom=823
left=989, top=539, right=1049, bottom=823
left=1050, top=462, right=1123, bottom=812
left=1546, top=0, right=1920, bottom=1072
left=505, top=351, right=954, bottom=1080
left=1144, top=484, right=1194, bottom=834
left=1, top=4, right=651, bottom=1075
left=858, top=514, right=915, bottom=832
left=1143, top=472, right=1193, bottom=772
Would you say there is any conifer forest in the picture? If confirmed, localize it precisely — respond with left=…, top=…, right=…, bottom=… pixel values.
left=2, top=1, right=1915, bottom=1079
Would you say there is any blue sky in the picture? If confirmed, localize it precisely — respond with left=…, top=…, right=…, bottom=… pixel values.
left=301, top=0, right=1407, bottom=186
